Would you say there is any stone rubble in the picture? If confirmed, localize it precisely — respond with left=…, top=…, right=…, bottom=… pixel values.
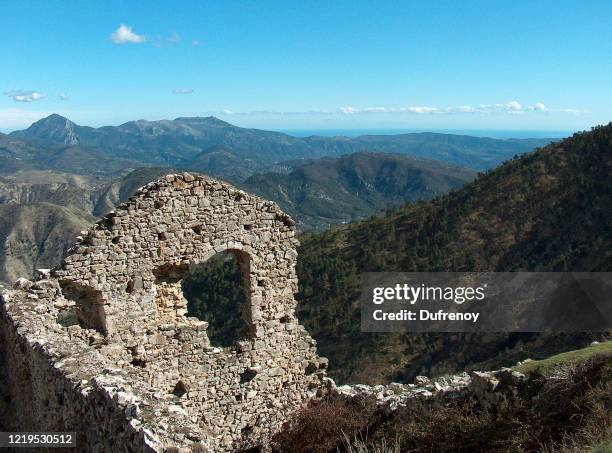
left=333, top=368, right=525, bottom=414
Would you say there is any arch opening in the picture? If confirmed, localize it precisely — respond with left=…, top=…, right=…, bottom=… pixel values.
left=58, top=281, right=108, bottom=335
left=181, top=249, right=253, bottom=347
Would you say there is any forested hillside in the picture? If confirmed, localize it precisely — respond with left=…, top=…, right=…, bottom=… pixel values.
left=243, top=152, right=475, bottom=229
left=294, top=124, right=612, bottom=382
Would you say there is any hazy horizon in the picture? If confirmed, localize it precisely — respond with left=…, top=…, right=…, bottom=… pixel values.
left=0, top=112, right=577, bottom=140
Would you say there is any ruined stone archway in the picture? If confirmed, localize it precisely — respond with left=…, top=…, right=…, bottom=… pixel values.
left=54, top=174, right=300, bottom=338
left=47, top=173, right=328, bottom=450
left=182, top=249, right=253, bottom=347
left=57, top=281, right=108, bottom=335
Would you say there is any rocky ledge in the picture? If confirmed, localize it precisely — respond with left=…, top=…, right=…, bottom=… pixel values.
left=333, top=367, right=525, bottom=413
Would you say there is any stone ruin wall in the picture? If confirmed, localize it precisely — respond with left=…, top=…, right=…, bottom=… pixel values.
left=0, top=173, right=329, bottom=452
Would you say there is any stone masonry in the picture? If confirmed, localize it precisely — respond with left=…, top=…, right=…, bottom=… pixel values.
left=0, top=173, right=329, bottom=452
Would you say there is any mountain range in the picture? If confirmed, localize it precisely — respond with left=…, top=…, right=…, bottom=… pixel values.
left=3, top=114, right=554, bottom=181
left=243, top=152, right=475, bottom=229
left=4, top=113, right=551, bottom=281
left=0, top=129, right=147, bottom=176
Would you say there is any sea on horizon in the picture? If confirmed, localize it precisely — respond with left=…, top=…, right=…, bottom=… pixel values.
left=278, top=128, right=573, bottom=140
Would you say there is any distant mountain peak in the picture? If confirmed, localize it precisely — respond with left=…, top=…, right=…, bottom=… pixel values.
left=44, top=113, right=71, bottom=122
left=15, top=113, right=80, bottom=145
left=35, top=113, right=77, bottom=129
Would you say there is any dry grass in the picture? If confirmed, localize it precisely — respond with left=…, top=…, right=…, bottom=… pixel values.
left=342, top=433, right=401, bottom=453
left=271, top=394, right=379, bottom=453
left=272, top=352, right=612, bottom=453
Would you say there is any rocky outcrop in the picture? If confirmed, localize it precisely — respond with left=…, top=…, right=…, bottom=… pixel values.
left=0, top=202, right=93, bottom=283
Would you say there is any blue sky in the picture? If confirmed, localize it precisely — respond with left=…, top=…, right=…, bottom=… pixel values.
left=1, top=0, right=611, bottom=132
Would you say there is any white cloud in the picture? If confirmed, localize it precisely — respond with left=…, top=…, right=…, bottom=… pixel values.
left=449, top=106, right=477, bottom=113
left=192, top=39, right=201, bottom=46
left=341, top=105, right=449, bottom=115
left=207, top=101, right=588, bottom=118
left=4, top=90, right=46, bottom=102
left=336, top=104, right=546, bottom=115
left=402, top=106, right=438, bottom=114
left=58, top=93, right=69, bottom=101
left=557, top=108, right=589, bottom=114
left=172, top=88, right=194, bottom=95
left=465, top=102, right=548, bottom=114
left=359, top=107, right=387, bottom=113
left=110, top=24, right=145, bottom=44
left=505, top=101, right=522, bottom=111
left=340, top=106, right=437, bottom=114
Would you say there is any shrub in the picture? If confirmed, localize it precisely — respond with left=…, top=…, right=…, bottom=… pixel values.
left=272, top=352, right=612, bottom=452
left=271, top=395, right=379, bottom=453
